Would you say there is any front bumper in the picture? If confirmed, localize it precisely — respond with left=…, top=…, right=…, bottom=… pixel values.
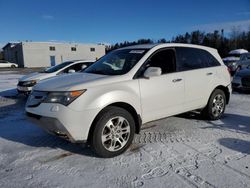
left=26, top=112, right=75, bottom=142
left=25, top=103, right=100, bottom=142
left=232, top=77, right=250, bottom=91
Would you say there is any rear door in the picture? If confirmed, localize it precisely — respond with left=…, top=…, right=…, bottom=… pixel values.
left=175, top=47, right=220, bottom=111
left=138, top=48, right=185, bottom=122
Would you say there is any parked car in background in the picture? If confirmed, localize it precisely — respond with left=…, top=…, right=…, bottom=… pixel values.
left=234, top=52, right=250, bottom=72
left=232, top=65, right=250, bottom=91
left=223, top=49, right=248, bottom=76
left=17, top=60, right=94, bottom=94
left=25, top=44, right=231, bottom=158
left=0, top=60, right=18, bottom=68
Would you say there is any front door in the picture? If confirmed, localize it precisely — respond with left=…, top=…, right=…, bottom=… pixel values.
left=138, top=48, right=184, bottom=123
left=50, top=56, right=56, bottom=66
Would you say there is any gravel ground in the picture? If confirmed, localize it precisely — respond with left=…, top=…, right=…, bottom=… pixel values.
left=0, top=69, right=249, bottom=188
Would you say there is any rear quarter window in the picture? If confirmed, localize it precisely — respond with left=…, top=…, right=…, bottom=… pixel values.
left=175, top=47, right=220, bottom=71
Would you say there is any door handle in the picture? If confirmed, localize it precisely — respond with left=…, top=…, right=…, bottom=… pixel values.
left=172, top=78, right=182, bottom=83
left=206, top=72, right=213, bottom=76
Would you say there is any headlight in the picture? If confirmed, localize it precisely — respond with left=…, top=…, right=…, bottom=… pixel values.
left=43, top=90, right=86, bottom=106
left=22, top=80, right=37, bottom=86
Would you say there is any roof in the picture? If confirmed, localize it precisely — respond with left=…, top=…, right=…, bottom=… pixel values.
left=119, top=43, right=217, bottom=52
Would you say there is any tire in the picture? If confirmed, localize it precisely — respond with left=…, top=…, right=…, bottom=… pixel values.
left=11, top=65, right=16, bottom=68
left=201, top=89, right=226, bottom=120
left=90, top=106, right=135, bottom=158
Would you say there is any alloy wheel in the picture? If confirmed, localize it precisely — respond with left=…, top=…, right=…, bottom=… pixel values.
left=101, top=116, right=130, bottom=152
left=212, top=94, right=225, bottom=117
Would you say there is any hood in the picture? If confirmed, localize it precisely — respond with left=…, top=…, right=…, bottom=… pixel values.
left=223, top=56, right=239, bottom=62
left=19, top=72, right=53, bottom=82
left=33, top=73, right=114, bottom=91
left=235, top=68, right=250, bottom=77
left=229, top=49, right=248, bottom=55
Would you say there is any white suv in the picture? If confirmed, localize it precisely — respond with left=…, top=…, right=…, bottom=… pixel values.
left=26, top=44, right=231, bottom=157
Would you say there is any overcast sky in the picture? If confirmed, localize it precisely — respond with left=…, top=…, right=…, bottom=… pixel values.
left=0, top=0, right=250, bottom=47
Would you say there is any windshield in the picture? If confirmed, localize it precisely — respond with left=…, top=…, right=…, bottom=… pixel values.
left=84, top=49, right=148, bottom=75
left=240, top=53, right=250, bottom=61
left=42, top=61, right=74, bottom=73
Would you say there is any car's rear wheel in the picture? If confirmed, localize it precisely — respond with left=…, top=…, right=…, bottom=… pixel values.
left=11, top=65, right=16, bottom=68
left=90, top=106, right=135, bottom=158
left=201, top=89, right=226, bottom=120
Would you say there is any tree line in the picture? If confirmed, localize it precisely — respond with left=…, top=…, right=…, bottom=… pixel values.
left=106, top=27, right=250, bottom=58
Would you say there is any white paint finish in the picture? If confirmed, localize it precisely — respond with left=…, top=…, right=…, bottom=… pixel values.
left=139, top=72, right=184, bottom=122
left=0, top=61, right=18, bottom=68
left=182, top=67, right=216, bottom=111
left=25, top=43, right=231, bottom=141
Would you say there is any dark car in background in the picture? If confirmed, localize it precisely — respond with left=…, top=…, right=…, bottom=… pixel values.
left=235, top=53, right=250, bottom=72
left=223, top=49, right=248, bottom=76
left=232, top=65, right=250, bottom=92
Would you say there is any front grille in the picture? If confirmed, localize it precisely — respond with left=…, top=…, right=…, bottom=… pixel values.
left=242, top=77, right=250, bottom=87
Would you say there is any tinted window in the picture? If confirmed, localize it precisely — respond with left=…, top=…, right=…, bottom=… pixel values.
left=176, top=47, right=220, bottom=71
left=145, top=49, right=176, bottom=74
left=240, top=53, right=250, bottom=61
left=205, top=51, right=220, bottom=67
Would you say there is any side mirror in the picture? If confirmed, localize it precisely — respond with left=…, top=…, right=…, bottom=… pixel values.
left=68, top=69, right=76, bottom=73
left=143, top=67, right=162, bottom=78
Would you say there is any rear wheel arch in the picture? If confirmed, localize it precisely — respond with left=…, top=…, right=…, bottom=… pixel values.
left=213, top=85, right=230, bottom=104
left=202, top=88, right=227, bottom=120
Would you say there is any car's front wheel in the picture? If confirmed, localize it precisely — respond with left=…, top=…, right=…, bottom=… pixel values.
left=11, top=64, right=16, bottom=68
left=202, top=89, right=226, bottom=120
left=90, top=106, right=135, bottom=158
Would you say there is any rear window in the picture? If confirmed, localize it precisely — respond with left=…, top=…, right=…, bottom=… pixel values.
left=176, top=47, right=220, bottom=71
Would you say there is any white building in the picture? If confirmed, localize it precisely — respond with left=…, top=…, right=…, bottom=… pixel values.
left=3, top=42, right=106, bottom=67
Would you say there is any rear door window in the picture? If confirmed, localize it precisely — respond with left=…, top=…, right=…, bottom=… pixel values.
left=176, top=47, right=220, bottom=71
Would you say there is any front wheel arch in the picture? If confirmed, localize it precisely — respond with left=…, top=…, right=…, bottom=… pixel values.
left=87, top=102, right=141, bottom=143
